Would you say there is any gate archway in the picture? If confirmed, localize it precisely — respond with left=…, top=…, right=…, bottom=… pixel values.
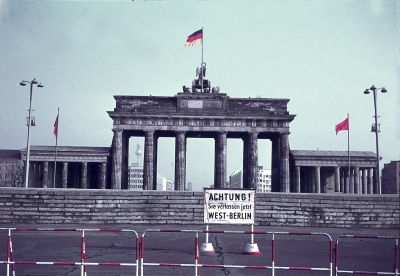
left=108, top=92, right=296, bottom=191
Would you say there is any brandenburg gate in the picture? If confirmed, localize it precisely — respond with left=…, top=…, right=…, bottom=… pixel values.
left=108, top=90, right=296, bottom=192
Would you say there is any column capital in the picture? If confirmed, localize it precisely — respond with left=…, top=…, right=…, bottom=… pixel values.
left=112, top=128, right=123, bottom=133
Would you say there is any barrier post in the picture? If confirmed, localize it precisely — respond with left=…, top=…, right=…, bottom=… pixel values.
left=195, top=231, right=199, bottom=276
left=9, top=234, right=15, bottom=276
left=271, top=233, right=275, bottom=276
left=81, top=230, right=86, bottom=276
left=329, top=238, right=333, bottom=276
left=335, top=237, right=339, bottom=276
left=395, top=238, right=399, bottom=275
left=140, top=235, right=145, bottom=276
left=6, top=229, right=10, bottom=276
left=135, top=234, right=139, bottom=276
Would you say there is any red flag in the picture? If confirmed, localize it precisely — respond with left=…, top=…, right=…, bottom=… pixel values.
left=53, top=115, right=58, bottom=137
left=335, top=117, right=349, bottom=135
left=185, top=29, right=202, bottom=47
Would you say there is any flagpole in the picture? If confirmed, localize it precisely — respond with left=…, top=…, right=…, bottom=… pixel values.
left=347, top=113, right=350, bottom=191
left=53, top=108, right=59, bottom=187
left=201, top=27, right=203, bottom=65
left=201, top=27, right=204, bottom=93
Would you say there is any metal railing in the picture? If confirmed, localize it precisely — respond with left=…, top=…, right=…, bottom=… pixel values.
left=140, top=228, right=333, bottom=276
left=2, top=227, right=398, bottom=276
left=335, top=234, right=399, bottom=275
left=0, top=227, right=139, bottom=276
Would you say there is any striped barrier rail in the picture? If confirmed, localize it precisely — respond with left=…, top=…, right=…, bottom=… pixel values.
left=271, top=231, right=333, bottom=276
left=140, top=228, right=333, bottom=276
left=140, top=229, right=201, bottom=276
left=335, top=235, right=399, bottom=276
left=0, top=227, right=139, bottom=276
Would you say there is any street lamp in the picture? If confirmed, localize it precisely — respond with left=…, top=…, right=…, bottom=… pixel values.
left=20, top=78, right=43, bottom=188
left=363, top=85, right=387, bottom=194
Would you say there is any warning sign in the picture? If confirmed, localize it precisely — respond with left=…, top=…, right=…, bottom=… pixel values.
left=204, top=189, right=256, bottom=224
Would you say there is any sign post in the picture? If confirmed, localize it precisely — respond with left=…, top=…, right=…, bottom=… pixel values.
left=201, top=189, right=260, bottom=254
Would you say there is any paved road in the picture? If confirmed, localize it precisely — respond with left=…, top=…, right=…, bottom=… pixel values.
left=0, top=224, right=399, bottom=276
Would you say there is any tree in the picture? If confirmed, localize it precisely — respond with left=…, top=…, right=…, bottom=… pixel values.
left=7, top=162, right=24, bottom=187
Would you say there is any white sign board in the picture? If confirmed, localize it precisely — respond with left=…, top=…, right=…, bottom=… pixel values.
left=188, top=100, right=203, bottom=108
left=204, top=189, right=256, bottom=224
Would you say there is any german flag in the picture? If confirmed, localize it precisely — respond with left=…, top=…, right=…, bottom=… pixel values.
left=185, top=29, right=202, bottom=47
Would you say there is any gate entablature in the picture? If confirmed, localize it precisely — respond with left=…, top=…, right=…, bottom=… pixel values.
left=108, top=93, right=296, bottom=192
left=109, top=94, right=295, bottom=133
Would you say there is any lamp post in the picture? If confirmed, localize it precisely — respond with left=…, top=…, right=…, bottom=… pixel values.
left=20, top=78, right=43, bottom=188
left=363, top=85, right=387, bottom=194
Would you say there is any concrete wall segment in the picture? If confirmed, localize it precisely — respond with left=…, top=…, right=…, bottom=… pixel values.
left=0, top=188, right=398, bottom=229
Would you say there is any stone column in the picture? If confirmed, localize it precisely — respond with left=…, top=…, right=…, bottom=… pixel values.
left=279, top=133, right=290, bottom=193
left=361, top=168, right=367, bottom=194
left=354, top=166, right=360, bottom=194
left=334, top=166, right=340, bottom=192
left=215, top=131, right=228, bottom=188
left=143, top=130, right=155, bottom=190
left=295, top=166, right=301, bottom=193
left=100, top=162, right=106, bottom=189
left=340, top=168, right=344, bottom=193
left=62, top=162, right=68, bottom=188
left=372, top=168, right=378, bottom=194
left=152, top=135, right=159, bottom=190
left=242, top=136, right=249, bottom=189
left=367, top=168, right=373, bottom=194
left=349, top=168, right=354, bottom=194
left=122, top=132, right=130, bottom=190
left=248, top=132, right=258, bottom=189
left=111, top=129, right=123, bottom=189
left=81, top=162, right=87, bottom=189
left=315, top=166, right=321, bottom=193
left=42, top=161, right=49, bottom=188
left=344, top=168, right=349, bottom=193
left=174, top=131, right=186, bottom=191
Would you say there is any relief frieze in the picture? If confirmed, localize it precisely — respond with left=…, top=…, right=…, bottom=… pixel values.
left=234, top=120, right=242, bottom=127
left=119, top=116, right=290, bottom=130
left=223, top=120, right=232, bottom=127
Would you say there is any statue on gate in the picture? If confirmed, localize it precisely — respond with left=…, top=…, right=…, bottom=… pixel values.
left=182, top=62, right=220, bottom=94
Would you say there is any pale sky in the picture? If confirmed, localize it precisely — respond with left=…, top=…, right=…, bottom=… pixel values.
left=0, top=0, right=398, bottom=191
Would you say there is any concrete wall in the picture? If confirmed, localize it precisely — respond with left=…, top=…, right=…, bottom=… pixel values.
left=0, top=188, right=398, bottom=229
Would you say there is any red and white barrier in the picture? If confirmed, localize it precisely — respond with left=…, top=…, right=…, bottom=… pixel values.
left=335, top=235, right=399, bottom=276
left=0, top=227, right=139, bottom=276
left=140, top=229, right=200, bottom=276
left=270, top=232, right=333, bottom=276
left=140, top=228, right=333, bottom=276
left=7, top=227, right=397, bottom=275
